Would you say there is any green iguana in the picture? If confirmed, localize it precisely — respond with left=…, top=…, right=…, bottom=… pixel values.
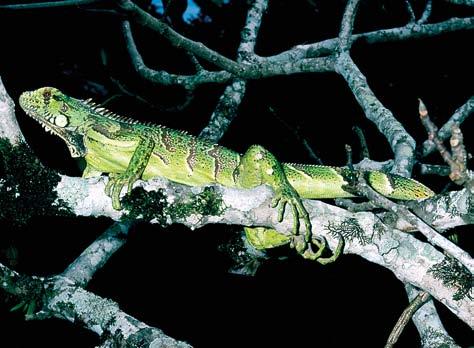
left=19, top=87, right=435, bottom=261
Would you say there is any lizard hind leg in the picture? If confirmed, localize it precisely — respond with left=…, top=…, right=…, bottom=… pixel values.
left=244, top=227, right=343, bottom=265
left=235, top=145, right=312, bottom=254
left=82, top=163, right=103, bottom=178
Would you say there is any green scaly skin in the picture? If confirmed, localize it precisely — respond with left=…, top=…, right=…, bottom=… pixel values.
left=19, top=87, right=435, bottom=261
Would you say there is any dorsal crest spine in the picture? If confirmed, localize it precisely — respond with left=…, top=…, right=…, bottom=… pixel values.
left=80, top=98, right=156, bottom=127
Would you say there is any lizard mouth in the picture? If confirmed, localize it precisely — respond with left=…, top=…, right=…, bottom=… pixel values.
left=22, top=106, right=66, bottom=138
left=22, top=106, right=85, bottom=158
left=19, top=92, right=67, bottom=139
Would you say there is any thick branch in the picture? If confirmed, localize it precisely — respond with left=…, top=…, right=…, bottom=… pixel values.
left=0, top=262, right=192, bottom=348
left=0, top=263, right=43, bottom=298
left=0, top=77, right=25, bottom=144
left=62, top=222, right=132, bottom=287
left=40, top=276, right=191, bottom=347
left=51, top=174, right=474, bottom=326
left=356, top=179, right=474, bottom=273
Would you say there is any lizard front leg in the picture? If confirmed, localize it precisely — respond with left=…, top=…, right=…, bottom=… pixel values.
left=234, top=145, right=312, bottom=254
left=105, top=137, right=155, bottom=209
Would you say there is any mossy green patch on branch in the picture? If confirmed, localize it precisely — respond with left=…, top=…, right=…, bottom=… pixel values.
left=171, top=186, right=224, bottom=220
left=0, top=138, right=71, bottom=226
left=121, top=187, right=169, bottom=225
left=121, top=186, right=224, bottom=224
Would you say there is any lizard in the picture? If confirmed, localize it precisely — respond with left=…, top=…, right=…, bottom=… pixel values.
left=19, top=87, right=435, bottom=261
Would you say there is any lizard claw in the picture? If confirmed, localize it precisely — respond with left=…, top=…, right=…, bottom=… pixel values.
left=273, top=185, right=312, bottom=252
left=301, top=235, right=344, bottom=265
left=105, top=173, right=138, bottom=210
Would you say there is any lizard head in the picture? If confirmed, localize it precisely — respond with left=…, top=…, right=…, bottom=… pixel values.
left=19, top=87, right=87, bottom=157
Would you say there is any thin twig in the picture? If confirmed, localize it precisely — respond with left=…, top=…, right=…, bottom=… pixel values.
left=121, top=20, right=230, bottom=89
left=417, top=0, right=432, bottom=24
left=419, top=99, right=471, bottom=185
left=268, top=107, right=323, bottom=164
left=444, top=0, right=474, bottom=6
left=404, top=284, right=461, bottom=348
left=385, top=291, right=432, bottom=348
left=419, top=164, right=451, bottom=176
left=404, top=0, right=416, bottom=23
left=345, top=144, right=353, bottom=168
left=353, top=126, right=370, bottom=159
left=422, top=96, right=473, bottom=157
left=0, top=0, right=105, bottom=10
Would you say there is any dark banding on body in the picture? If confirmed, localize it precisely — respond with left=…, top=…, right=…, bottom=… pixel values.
left=154, top=152, right=170, bottom=166
left=207, top=144, right=222, bottom=181
left=186, top=137, right=197, bottom=175
left=161, top=131, right=177, bottom=152
left=92, top=123, right=119, bottom=138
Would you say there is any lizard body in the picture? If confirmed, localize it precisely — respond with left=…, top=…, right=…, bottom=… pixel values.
left=19, top=87, right=435, bottom=260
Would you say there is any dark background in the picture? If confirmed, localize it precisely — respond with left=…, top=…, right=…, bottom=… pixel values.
left=0, top=0, right=473, bottom=347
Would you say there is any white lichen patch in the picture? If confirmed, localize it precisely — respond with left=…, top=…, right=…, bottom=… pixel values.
left=185, top=213, right=202, bottom=227
left=221, top=185, right=271, bottom=212
left=56, top=175, right=122, bottom=219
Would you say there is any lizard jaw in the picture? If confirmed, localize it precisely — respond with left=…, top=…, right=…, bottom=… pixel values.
left=21, top=105, right=86, bottom=158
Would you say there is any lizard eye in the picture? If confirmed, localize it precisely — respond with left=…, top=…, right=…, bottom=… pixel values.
left=43, top=90, right=51, bottom=99
left=54, top=114, right=68, bottom=127
left=61, top=103, right=69, bottom=112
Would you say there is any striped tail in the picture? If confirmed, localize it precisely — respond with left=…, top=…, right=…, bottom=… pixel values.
left=366, top=171, right=435, bottom=200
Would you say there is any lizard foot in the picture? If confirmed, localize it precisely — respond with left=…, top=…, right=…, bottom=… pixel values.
left=301, top=235, right=344, bottom=265
left=271, top=184, right=312, bottom=250
left=105, top=173, right=138, bottom=210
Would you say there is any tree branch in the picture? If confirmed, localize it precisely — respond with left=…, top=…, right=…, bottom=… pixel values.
left=404, top=0, right=416, bottom=23
left=116, top=0, right=335, bottom=79
left=338, top=0, right=361, bottom=51
left=385, top=290, right=432, bottom=348
left=422, top=96, right=474, bottom=157
left=405, top=284, right=461, bottom=348
left=48, top=174, right=474, bottom=326
left=335, top=52, right=416, bottom=176
left=355, top=177, right=474, bottom=273
left=267, top=16, right=474, bottom=63
left=62, top=222, right=132, bottom=287
left=0, top=0, right=105, bottom=10
left=0, top=77, right=25, bottom=144
left=418, top=0, right=433, bottom=24
left=444, top=0, right=474, bottom=6
left=0, top=261, right=192, bottom=348
left=199, top=0, right=269, bottom=142
left=121, top=20, right=232, bottom=89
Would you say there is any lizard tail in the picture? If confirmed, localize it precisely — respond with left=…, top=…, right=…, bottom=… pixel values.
left=366, top=171, right=435, bottom=200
